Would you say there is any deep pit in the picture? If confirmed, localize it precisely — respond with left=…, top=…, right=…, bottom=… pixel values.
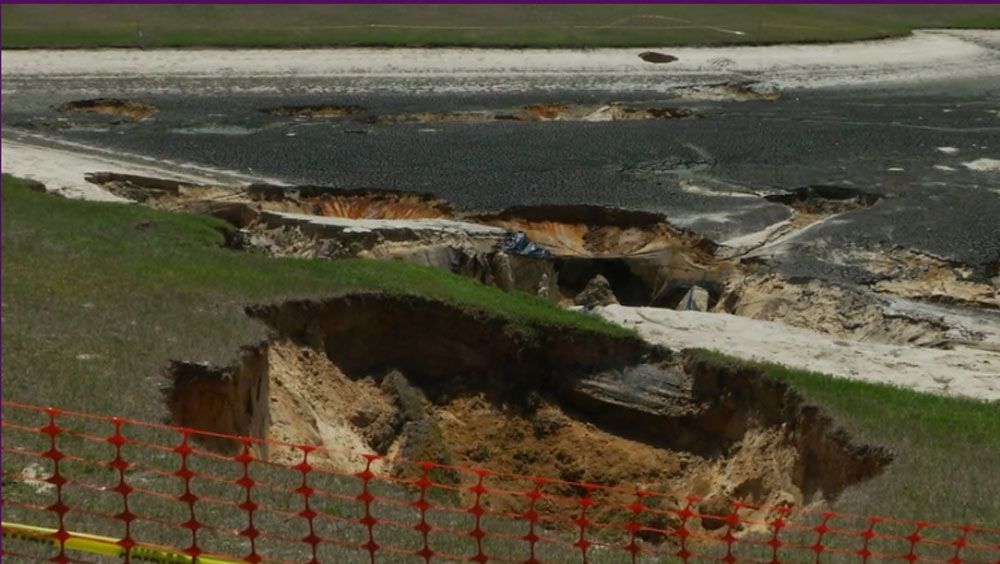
left=56, top=98, right=157, bottom=120
left=472, top=205, right=732, bottom=307
left=163, top=294, right=891, bottom=539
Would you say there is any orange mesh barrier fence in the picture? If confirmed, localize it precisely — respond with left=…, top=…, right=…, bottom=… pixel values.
left=2, top=400, right=998, bottom=563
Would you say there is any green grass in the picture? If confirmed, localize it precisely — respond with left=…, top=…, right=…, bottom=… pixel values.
left=0, top=174, right=627, bottom=421
left=3, top=5, right=1000, bottom=49
left=2, top=175, right=998, bottom=561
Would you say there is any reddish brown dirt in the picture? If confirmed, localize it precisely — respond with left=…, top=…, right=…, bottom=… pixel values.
left=57, top=98, right=157, bottom=119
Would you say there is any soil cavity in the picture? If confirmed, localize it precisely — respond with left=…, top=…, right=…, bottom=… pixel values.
left=163, top=294, right=890, bottom=539
left=473, top=205, right=732, bottom=307
left=765, top=185, right=882, bottom=228
left=57, top=98, right=157, bottom=120
left=88, top=174, right=988, bottom=339
left=86, top=174, right=453, bottom=222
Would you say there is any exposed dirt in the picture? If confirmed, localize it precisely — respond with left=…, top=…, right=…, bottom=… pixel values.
left=266, top=340, right=398, bottom=472
left=370, top=103, right=699, bottom=125
left=717, top=273, right=951, bottom=346
left=472, top=205, right=732, bottom=307
left=859, top=248, right=999, bottom=309
left=56, top=98, right=157, bottom=120
left=162, top=294, right=890, bottom=541
left=248, top=184, right=453, bottom=220
left=765, top=185, right=882, bottom=229
left=85, top=174, right=729, bottom=307
left=89, top=174, right=991, bottom=343
left=86, top=174, right=453, bottom=221
left=472, top=205, right=717, bottom=257
left=262, top=104, right=366, bottom=118
left=163, top=345, right=270, bottom=457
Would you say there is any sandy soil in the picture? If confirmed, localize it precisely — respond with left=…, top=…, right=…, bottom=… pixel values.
left=594, top=305, right=1000, bottom=401
left=3, top=30, right=998, bottom=93
left=1, top=135, right=279, bottom=200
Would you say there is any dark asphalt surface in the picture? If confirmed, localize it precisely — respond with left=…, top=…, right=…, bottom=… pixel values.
left=4, top=79, right=1000, bottom=280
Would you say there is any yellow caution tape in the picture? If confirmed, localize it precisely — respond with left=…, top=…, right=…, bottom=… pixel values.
left=1, top=521, right=240, bottom=563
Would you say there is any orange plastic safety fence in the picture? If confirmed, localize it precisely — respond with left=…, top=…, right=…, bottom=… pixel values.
left=2, top=400, right=999, bottom=563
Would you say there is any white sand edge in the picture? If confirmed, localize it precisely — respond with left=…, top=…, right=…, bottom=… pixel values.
left=594, top=304, right=1000, bottom=401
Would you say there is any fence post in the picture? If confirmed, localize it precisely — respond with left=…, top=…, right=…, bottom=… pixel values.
left=295, top=445, right=321, bottom=564
left=107, top=418, right=136, bottom=562
left=42, top=407, right=70, bottom=563
left=174, top=429, right=202, bottom=560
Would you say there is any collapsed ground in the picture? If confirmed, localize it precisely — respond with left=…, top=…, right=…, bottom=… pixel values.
left=165, top=294, right=890, bottom=538
left=87, top=172, right=1000, bottom=353
left=3, top=175, right=999, bottom=539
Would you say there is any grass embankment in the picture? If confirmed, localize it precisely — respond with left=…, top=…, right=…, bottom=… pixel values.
left=3, top=5, right=1000, bottom=49
left=0, top=175, right=627, bottom=422
left=2, top=175, right=998, bottom=560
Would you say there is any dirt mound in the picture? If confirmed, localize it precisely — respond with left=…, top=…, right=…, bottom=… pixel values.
left=57, top=98, right=157, bottom=119
left=371, top=103, right=699, bottom=124
left=263, top=104, right=365, bottom=118
left=163, top=294, right=890, bottom=539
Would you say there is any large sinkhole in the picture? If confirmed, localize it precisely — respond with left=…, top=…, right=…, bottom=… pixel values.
left=87, top=175, right=735, bottom=309
left=163, top=294, right=891, bottom=539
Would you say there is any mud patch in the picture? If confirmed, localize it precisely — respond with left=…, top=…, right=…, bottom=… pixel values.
left=57, top=98, right=157, bottom=120
left=162, top=294, right=889, bottom=539
left=371, top=103, right=699, bottom=125
left=263, top=104, right=365, bottom=118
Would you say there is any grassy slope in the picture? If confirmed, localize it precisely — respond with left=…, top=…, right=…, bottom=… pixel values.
left=3, top=5, right=1000, bottom=48
left=2, top=175, right=998, bottom=553
left=0, top=175, right=627, bottom=422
